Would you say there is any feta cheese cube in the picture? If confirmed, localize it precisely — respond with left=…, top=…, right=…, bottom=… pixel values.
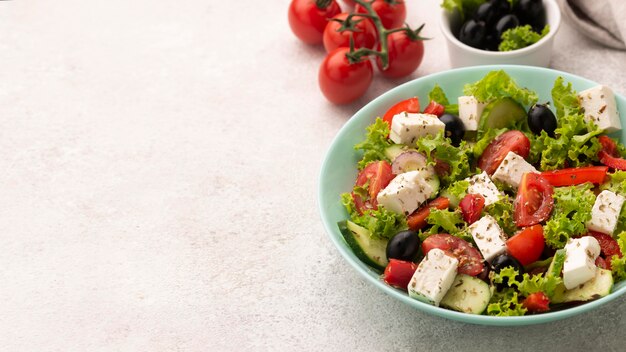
left=586, top=190, right=625, bottom=236
left=563, top=236, right=601, bottom=290
left=376, top=171, right=434, bottom=215
left=408, top=248, right=459, bottom=306
left=491, top=151, right=538, bottom=189
left=458, top=96, right=486, bottom=131
left=578, top=85, right=621, bottom=132
left=465, top=172, right=502, bottom=206
left=389, top=113, right=445, bottom=146
left=468, top=215, right=508, bottom=263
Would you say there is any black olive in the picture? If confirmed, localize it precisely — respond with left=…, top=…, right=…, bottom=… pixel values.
left=491, top=254, right=524, bottom=288
left=490, top=0, right=511, bottom=13
left=484, top=32, right=500, bottom=51
left=514, top=0, right=546, bottom=30
left=386, top=230, right=420, bottom=261
left=476, top=262, right=491, bottom=283
left=474, top=2, right=500, bottom=27
left=458, top=19, right=486, bottom=49
left=527, top=103, right=557, bottom=137
left=439, top=113, right=465, bottom=146
left=494, top=14, right=520, bottom=39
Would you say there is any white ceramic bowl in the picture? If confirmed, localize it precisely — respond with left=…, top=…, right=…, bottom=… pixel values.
left=439, top=0, right=561, bottom=68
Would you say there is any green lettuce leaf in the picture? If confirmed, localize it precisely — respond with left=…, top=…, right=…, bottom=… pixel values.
left=543, top=184, right=596, bottom=248
left=483, top=196, right=517, bottom=236
left=610, top=232, right=626, bottom=282
left=440, top=180, right=470, bottom=207
left=416, top=131, right=472, bottom=186
left=441, top=0, right=484, bottom=20
left=492, top=266, right=562, bottom=300
left=601, top=172, right=626, bottom=233
left=551, top=76, right=583, bottom=119
left=463, top=70, right=538, bottom=106
left=341, top=192, right=407, bottom=240
left=498, top=25, right=549, bottom=52
left=428, top=84, right=459, bottom=115
left=355, top=117, right=393, bottom=169
left=487, top=288, right=527, bottom=316
left=421, top=208, right=473, bottom=242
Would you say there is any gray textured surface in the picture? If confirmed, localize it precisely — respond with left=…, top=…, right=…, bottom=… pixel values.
left=0, top=0, right=625, bottom=351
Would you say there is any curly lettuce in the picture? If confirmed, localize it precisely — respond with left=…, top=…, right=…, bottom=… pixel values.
left=428, top=84, right=459, bottom=115
left=483, top=196, right=517, bottom=236
left=543, top=184, right=596, bottom=248
left=492, top=266, right=562, bottom=299
left=600, top=171, right=626, bottom=233
left=341, top=192, right=407, bottom=240
left=440, top=180, right=470, bottom=207
left=611, top=232, right=626, bottom=282
left=416, top=131, right=472, bottom=186
left=463, top=70, right=538, bottom=106
left=354, top=117, right=393, bottom=169
left=499, top=25, right=550, bottom=52
left=487, top=288, right=527, bottom=316
left=441, top=0, right=484, bottom=20
left=420, top=208, right=472, bottom=242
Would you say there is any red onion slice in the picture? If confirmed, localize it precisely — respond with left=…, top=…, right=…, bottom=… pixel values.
left=391, top=151, right=434, bottom=175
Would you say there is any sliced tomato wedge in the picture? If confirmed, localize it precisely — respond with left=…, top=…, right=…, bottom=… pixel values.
left=383, top=259, right=418, bottom=290
left=422, top=101, right=445, bottom=117
left=595, top=256, right=610, bottom=270
left=478, top=131, right=531, bottom=175
left=407, top=197, right=450, bottom=230
left=506, top=224, right=545, bottom=266
left=422, top=234, right=484, bottom=276
left=587, top=231, right=623, bottom=258
left=522, top=292, right=550, bottom=313
left=352, top=161, right=394, bottom=214
left=382, top=97, right=420, bottom=127
left=598, top=135, right=626, bottom=170
left=514, top=173, right=554, bottom=227
left=540, top=166, right=609, bottom=187
left=459, top=194, right=485, bottom=225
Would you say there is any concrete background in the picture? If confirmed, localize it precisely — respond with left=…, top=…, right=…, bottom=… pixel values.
left=0, top=0, right=624, bottom=350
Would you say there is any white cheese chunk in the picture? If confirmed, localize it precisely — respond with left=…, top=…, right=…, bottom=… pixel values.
left=578, top=85, right=621, bottom=132
left=458, top=96, right=486, bottom=131
left=586, top=190, right=625, bottom=236
left=465, top=171, right=502, bottom=206
left=376, top=171, right=434, bottom=216
left=389, top=113, right=445, bottom=146
left=408, top=248, right=459, bottom=306
left=563, top=236, right=601, bottom=290
left=491, top=151, right=539, bottom=189
left=468, top=215, right=508, bottom=263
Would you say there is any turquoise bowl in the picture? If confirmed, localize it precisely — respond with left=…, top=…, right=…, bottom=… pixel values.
left=318, top=65, right=626, bottom=326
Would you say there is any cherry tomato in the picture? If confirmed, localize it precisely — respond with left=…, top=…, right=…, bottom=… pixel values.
left=356, top=0, right=407, bottom=29
left=376, top=30, right=425, bottom=78
left=459, top=194, right=485, bottom=225
left=407, top=197, right=450, bottom=230
left=540, top=166, right=608, bottom=187
left=587, top=231, right=623, bottom=258
left=382, top=97, right=420, bottom=127
left=514, top=173, right=554, bottom=227
left=506, top=224, right=545, bottom=266
left=352, top=161, right=394, bottom=214
left=522, top=292, right=550, bottom=313
left=423, top=101, right=445, bottom=117
left=383, top=259, right=418, bottom=290
left=598, top=135, right=626, bottom=170
left=478, top=130, right=530, bottom=175
left=288, top=0, right=342, bottom=44
left=323, top=13, right=378, bottom=53
left=422, top=234, right=484, bottom=276
left=319, top=47, right=373, bottom=104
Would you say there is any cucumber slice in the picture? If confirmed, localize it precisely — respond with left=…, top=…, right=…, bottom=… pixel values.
left=338, top=220, right=388, bottom=271
left=384, top=144, right=409, bottom=161
left=547, top=249, right=566, bottom=278
left=478, top=98, right=527, bottom=132
left=422, top=171, right=440, bottom=197
left=440, top=274, right=491, bottom=314
left=552, top=269, right=613, bottom=304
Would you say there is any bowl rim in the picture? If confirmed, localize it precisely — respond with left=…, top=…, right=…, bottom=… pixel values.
left=439, top=0, right=562, bottom=57
left=318, top=64, right=626, bottom=326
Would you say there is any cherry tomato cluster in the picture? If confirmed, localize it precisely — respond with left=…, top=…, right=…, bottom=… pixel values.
left=288, top=0, right=428, bottom=104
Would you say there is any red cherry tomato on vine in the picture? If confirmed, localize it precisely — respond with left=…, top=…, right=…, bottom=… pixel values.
left=323, top=13, right=378, bottom=53
left=356, top=0, right=407, bottom=29
left=319, top=47, right=373, bottom=104
left=288, top=0, right=342, bottom=44
left=376, top=31, right=425, bottom=78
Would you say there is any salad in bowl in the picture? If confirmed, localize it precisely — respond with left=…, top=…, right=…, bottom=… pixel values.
left=335, top=69, right=626, bottom=317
